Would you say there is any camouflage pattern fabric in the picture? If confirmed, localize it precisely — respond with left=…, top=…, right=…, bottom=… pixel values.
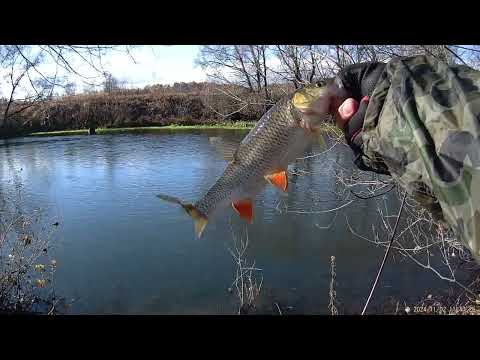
left=361, top=55, right=480, bottom=262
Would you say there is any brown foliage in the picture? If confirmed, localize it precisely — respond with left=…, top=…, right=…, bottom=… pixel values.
left=1, top=82, right=294, bottom=136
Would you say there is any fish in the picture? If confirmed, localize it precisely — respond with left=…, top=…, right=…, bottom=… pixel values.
left=157, top=84, right=333, bottom=238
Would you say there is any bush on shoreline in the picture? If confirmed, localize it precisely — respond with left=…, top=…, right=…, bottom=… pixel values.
left=0, top=82, right=295, bottom=138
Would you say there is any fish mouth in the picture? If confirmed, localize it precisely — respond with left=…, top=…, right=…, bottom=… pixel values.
left=292, top=84, right=329, bottom=112
left=292, top=85, right=332, bottom=129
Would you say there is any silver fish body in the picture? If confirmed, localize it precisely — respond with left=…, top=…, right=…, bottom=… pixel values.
left=195, top=96, right=314, bottom=217
left=158, top=84, right=331, bottom=238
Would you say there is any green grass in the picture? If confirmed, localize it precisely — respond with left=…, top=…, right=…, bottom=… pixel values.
left=27, top=122, right=255, bottom=137
left=26, top=121, right=340, bottom=138
left=27, top=129, right=91, bottom=136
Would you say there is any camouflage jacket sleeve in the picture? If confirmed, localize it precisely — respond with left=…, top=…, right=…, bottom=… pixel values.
left=359, top=55, right=480, bottom=261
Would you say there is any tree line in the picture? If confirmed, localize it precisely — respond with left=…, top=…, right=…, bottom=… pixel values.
left=2, top=45, right=480, bottom=137
left=196, top=45, right=480, bottom=100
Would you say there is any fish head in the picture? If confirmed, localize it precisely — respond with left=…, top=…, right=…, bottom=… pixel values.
left=292, top=84, right=333, bottom=131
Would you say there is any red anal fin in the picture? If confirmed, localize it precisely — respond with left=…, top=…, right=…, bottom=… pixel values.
left=265, top=170, right=288, bottom=192
left=232, top=200, right=253, bottom=224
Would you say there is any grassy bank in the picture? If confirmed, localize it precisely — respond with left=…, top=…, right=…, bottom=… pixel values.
left=26, top=122, right=342, bottom=138
left=26, top=122, right=255, bottom=137
left=26, top=122, right=344, bottom=138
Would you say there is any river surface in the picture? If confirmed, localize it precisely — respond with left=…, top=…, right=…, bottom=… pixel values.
left=0, top=130, right=464, bottom=314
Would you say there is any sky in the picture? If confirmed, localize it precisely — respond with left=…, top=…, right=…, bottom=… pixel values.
left=0, top=45, right=208, bottom=99
left=100, top=45, right=206, bottom=88
left=3, top=45, right=479, bottom=100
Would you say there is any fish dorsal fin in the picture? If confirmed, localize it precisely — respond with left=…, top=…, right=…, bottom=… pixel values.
left=265, top=170, right=288, bottom=192
left=232, top=199, right=253, bottom=224
left=209, top=137, right=241, bottom=162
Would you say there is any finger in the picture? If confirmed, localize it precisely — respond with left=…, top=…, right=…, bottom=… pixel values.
left=344, top=96, right=370, bottom=149
left=339, top=98, right=359, bottom=121
left=335, top=98, right=358, bottom=129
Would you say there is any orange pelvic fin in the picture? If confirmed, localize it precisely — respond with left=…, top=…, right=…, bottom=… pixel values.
left=265, top=170, right=288, bottom=192
left=232, top=199, right=253, bottom=223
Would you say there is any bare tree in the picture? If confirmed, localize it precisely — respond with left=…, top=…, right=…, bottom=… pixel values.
left=196, top=45, right=272, bottom=94
left=64, top=82, right=76, bottom=96
left=195, top=44, right=480, bottom=124
left=103, top=72, right=120, bottom=93
left=271, top=45, right=326, bottom=88
left=0, top=45, right=133, bottom=131
left=196, top=45, right=276, bottom=119
left=196, top=46, right=253, bottom=91
left=246, top=45, right=270, bottom=100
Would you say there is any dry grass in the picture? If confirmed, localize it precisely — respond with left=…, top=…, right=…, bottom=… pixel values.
left=329, top=256, right=339, bottom=315
left=0, top=189, right=62, bottom=313
left=274, top=130, right=480, bottom=314
left=227, top=227, right=263, bottom=315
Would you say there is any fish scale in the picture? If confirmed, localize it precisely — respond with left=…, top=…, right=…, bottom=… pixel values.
left=195, top=98, right=301, bottom=217
left=157, top=84, right=332, bottom=238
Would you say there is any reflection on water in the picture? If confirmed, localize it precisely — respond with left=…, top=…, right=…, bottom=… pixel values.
left=0, top=131, right=461, bottom=314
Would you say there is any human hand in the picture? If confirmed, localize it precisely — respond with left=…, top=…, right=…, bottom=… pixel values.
left=329, top=62, right=385, bottom=151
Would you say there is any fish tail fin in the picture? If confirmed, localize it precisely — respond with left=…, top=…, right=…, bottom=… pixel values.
left=157, top=194, right=208, bottom=238
left=182, top=204, right=208, bottom=239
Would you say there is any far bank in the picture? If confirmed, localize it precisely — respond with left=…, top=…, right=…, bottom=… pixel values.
left=25, top=123, right=255, bottom=137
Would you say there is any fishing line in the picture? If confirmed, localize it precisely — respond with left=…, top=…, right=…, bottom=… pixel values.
left=349, top=182, right=396, bottom=200
left=361, top=189, right=407, bottom=315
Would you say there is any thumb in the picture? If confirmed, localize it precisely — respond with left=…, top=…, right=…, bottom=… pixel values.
left=336, top=98, right=359, bottom=128
left=344, top=96, right=369, bottom=149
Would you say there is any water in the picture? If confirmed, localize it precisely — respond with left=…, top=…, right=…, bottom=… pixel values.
left=0, top=130, right=463, bottom=314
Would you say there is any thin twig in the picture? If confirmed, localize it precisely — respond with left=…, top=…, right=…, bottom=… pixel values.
left=274, top=302, right=283, bottom=315
left=361, top=190, right=407, bottom=315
